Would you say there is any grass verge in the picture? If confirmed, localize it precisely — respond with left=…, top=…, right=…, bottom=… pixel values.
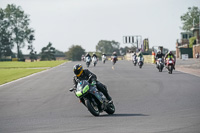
left=0, top=60, right=67, bottom=68
left=0, top=60, right=67, bottom=85
left=0, top=69, right=45, bottom=85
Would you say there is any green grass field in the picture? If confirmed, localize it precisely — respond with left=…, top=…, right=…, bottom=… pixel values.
left=0, top=60, right=67, bottom=68
left=0, top=60, right=67, bottom=85
left=0, top=69, right=45, bottom=85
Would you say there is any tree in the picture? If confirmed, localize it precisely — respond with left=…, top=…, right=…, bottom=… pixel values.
left=96, top=40, right=120, bottom=55
left=181, top=6, right=200, bottom=31
left=41, top=42, right=56, bottom=61
left=120, top=46, right=136, bottom=55
left=28, top=44, right=37, bottom=62
left=0, top=8, right=14, bottom=58
left=65, top=45, right=85, bottom=61
left=54, top=49, right=65, bottom=56
left=3, top=4, right=35, bottom=58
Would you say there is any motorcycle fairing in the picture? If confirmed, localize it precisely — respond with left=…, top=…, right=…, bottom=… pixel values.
left=75, top=82, right=90, bottom=97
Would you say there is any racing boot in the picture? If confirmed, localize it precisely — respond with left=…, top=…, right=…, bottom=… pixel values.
left=96, top=82, right=113, bottom=103
left=103, top=92, right=112, bottom=103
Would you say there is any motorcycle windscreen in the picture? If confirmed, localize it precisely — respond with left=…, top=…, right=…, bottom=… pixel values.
left=75, top=82, right=90, bottom=97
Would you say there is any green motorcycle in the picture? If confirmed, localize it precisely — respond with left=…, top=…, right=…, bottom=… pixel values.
left=70, top=76, right=115, bottom=116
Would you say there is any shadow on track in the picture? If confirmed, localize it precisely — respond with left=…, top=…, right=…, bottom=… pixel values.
left=99, top=113, right=149, bottom=117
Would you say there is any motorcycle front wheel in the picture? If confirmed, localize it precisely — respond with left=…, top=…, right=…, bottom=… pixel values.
left=168, top=65, right=173, bottom=74
left=159, top=65, right=163, bottom=72
left=86, top=99, right=100, bottom=116
left=105, top=103, right=115, bottom=115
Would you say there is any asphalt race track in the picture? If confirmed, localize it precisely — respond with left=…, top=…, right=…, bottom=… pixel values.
left=0, top=60, right=200, bottom=133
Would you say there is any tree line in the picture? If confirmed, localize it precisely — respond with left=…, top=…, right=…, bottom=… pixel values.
left=65, top=40, right=136, bottom=61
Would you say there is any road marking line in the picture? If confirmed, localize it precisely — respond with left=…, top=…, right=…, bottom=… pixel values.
left=112, top=66, right=115, bottom=70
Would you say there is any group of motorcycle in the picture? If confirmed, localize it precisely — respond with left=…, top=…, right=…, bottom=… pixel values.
left=132, top=55, right=144, bottom=68
left=84, top=56, right=98, bottom=67
left=132, top=54, right=175, bottom=74
left=84, top=55, right=118, bottom=67
left=155, top=57, right=175, bottom=74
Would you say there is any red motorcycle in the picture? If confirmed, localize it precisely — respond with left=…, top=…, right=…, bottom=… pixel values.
left=166, top=57, right=175, bottom=74
left=111, top=56, right=118, bottom=65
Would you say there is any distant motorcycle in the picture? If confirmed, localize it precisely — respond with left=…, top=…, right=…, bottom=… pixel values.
left=102, top=55, right=107, bottom=64
left=85, top=57, right=91, bottom=67
left=92, top=57, right=97, bottom=67
left=132, top=55, right=137, bottom=66
left=156, top=58, right=164, bottom=72
left=111, top=56, right=117, bottom=65
left=69, top=76, right=115, bottom=116
left=166, top=57, right=175, bottom=74
left=138, top=57, right=144, bottom=68
left=81, top=56, right=85, bottom=62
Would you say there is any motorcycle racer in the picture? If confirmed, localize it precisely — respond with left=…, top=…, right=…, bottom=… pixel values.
left=72, top=64, right=112, bottom=102
left=164, top=51, right=176, bottom=69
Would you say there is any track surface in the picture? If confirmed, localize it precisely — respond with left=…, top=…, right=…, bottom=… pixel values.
left=0, top=61, right=200, bottom=133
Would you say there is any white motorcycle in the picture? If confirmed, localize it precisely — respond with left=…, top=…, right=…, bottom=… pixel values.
left=132, top=55, right=137, bottom=66
left=156, top=58, right=164, bottom=72
left=92, top=57, right=97, bottom=67
left=138, top=56, right=144, bottom=68
left=102, top=55, right=107, bottom=64
left=85, top=57, right=91, bottom=67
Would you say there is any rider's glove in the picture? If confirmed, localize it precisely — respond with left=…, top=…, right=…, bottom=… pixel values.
left=91, top=81, right=96, bottom=86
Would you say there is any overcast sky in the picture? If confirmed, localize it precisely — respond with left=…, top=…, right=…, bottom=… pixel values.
left=1, top=0, right=200, bottom=54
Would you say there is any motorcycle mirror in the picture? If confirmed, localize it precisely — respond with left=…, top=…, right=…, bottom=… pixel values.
left=69, top=88, right=75, bottom=92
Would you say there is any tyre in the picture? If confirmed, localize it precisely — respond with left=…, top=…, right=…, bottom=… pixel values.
left=105, top=103, right=115, bottom=115
left=86, top=63, right=90, bottom=68
left=159, top=65, right=162, bottom=72
left=168, top=66, right=173, bottom=74
left=86, top=99, right=100, bottom=116
left=139, top=64, right=142, bottom=68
